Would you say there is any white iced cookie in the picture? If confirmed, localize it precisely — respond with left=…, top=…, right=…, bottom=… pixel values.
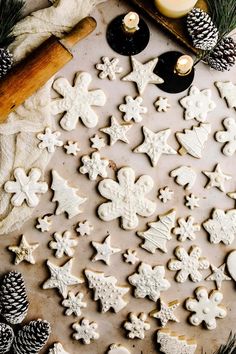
left=203, top=208, right=236, bottom=245
left=157, top=329, right=197, bottom=354
left=98, top=166, right=156, bottom=230
left=72, top=318, right=99, bottom=344
left=180, top=86, right=216, bottom=122
left=107, top=344, right=131, bottom=354
left=173, top=216, right=200, bottom=242
left=37, top=127, right=63, bottom=153
left=80, top=152, right=109, bottom=181
left=123, top=249, right=139, bottom=265
left=154, top=97, right=171, bottom=112
left=203, top=163, right=231, bottom=192
left=64, top=141, right=80, bottom=156
left=90, top=134, right=105, bottom=150
left=4, top=167, right=48, bottom=208
left=91, top=235, right=120, bottom=265
left=185, top=286, right=227, bottom=330
left=168, top=245, right=209, bottom=283
left=52, top=72, right=106, bottom=130
left=51, top=170, right=87, bottom=219
left=36, top=215, right=52, bottom=232
left=119, top=96, right=147, bottom=123
left=150, top=299, right=180, bottom=327
left=158, top=187, right=174, bottom=203
left=96, top=57, right=123, bottom=80
left=215, top=81, right=236, bottom=109
left=185, top=194, right=200, bottom=210
left=215, top=117, right=236, bottom=156
left=124, top=313, right=150, bottom=339
left=62, top=291, right=87, bottom=317
left=76, top=220, right=94, bottom=236
left=206, top=264, right=231, bottom=290
left=128, top=262, right=170, bottom=302
left=100, top=116, right=132, bottom=146
left=8, top=235, right=39, bottom=265
left=170, top=166, right=197, bottom=190
left=48, top=343, right=70, bottom=354
left=226, top=250, right=236, bottom=282
left=134, top=126, right=176, bottom=167
left=49, top=231, right=78, bottom=258
left=137, top=209, right=176, bottom=254
left=85, top=269, right=129, bottom=313
left=122, top=57, right=164, bottom=95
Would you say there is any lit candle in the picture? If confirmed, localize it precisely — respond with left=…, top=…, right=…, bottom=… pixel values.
left=123, top=12, right=140, bottom=33
left=175, top=55, right=194, bottom=75
left=154, top=0, right=198, bottom=18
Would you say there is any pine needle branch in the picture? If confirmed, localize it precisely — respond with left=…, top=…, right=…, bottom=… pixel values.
left=206, top=0, right=236, bottom=37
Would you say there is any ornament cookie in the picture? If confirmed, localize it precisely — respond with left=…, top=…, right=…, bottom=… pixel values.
left=215, top=117, right=236, bottom=156
left=90, top=134, right=105, bottom=150
left=128, top=262, right=170, bottom=302
left=203, top=208, right=236, bottom=245
left=37, top=127, right=63, bottom=153
left=185, top=194, right=200, bottom=210
left=48, top=343, right=70, bottom=354
left=157, top=329, right=197, bottom=354
left=154, top=97, right=170, bottom=112
left=72, top=318, right=99, bottom=344
left=4, top=167, right=48, bottom=208
left=168, top=245, right=209, bottom=283
left=64, top=141, right=80, bottom=156
left=158, top=187, right=174, bottom=203
left=100, top=116, right=132, bottom=146
left=173, top=216, right=200, bottom=242
left=226, top=250, right=236, bottom=282
left=36, top=215, right=52, bottom=232
left=49, top=231, right=78, bottom=258
left=134, top=126, right=176, bottom=167
left=91, top=235, right=120, bottom=265
left=170, top=166, right=197, bottom=190
left=8, top=235, right=39, bottom=265
left=62, top=291, right=87, bottom=317
left=124, top=313, right=150, bottom=339
left=185, top=286, right=227, bottom=330
left=206, top=264, right=231, bottom=290
left=98, top=166, right=156, bottom=230
left=123, top=249, right=139, bottom=265
left=119, top=96, right=147, bottom=123
left=180, top=86, right=216, bottom=122
left=76, top=220, right=94, bottom=236
left=52, top=72, right=106, bottom=130
left=122, top=57, right=164, bottom=95
left=137, top=209, right=176, bottom=253
left=80, top=152, right=109, bottom=181
left=85, top=269, right=129, bottom=313
left=203, top=164, right=231, bottom=192
left=150, top=299, right=180, bottom=327
left=96, top=57, right=123, bottom=80
left=215, top=81, right=236, bottom=109
left=107, top=344, right=131, bottom=354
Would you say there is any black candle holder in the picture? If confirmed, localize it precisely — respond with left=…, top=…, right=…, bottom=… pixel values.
left=154, top=51, right=195, bottom=94
left=106, top=14, right=150, bottom=56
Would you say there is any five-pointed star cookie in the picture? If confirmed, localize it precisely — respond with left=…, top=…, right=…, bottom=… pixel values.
left=8, top=235, right=39, bottom=265
left=43, top=259, right=83, bottom=298
left=100, top=116, right=132, bottom=145
left=122, top=57, right=164, bottom=95
left=91, top=235, right=121, bottom=265
left=203, top=164, right=232, bottom=192
left=206, top=264, right=231, bottom=290
left=150, top=299, right=180, bottom=327
left=134, top=126, right=176, bottom=166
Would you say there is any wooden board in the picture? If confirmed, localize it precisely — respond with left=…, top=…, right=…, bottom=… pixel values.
left=129, top=0, right=208, bottom=54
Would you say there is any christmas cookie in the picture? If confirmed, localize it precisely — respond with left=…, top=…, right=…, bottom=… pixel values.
left=36, top=215, right=52, bottom=232
left=170, top=166, right=197, bottom=190
left=37, top=127, right=63, bottom=153
left=72, top=318, right=99, bottom=344
left=8, top=235, right=39, bottom=265
left=150, top=299, right=180, bottom=327
left=100, top=116, right=132, bottom=146
left=215, top=117, right=236, bottom=156
left=49, top=231, right=78, bottom=258
left=123, top=249, right=139, bottom=265
left=124, top=313, right=150, bottom=339
left=226, top=250, right=236, bottom=282
left=62, top=291, right=87, bottom=317
left=79, top=152, right=109, bottom=180
left=203, top=164, right=231, bottom=192
left=96, top=57, right=123, bottom=80
left=206, top=264, right=231, bottom=290
left=76, top=220, right=94, bottom=236
left=154, top=97, right=170, bottom=112
left=107, top=344, right=131, bottom=354
left=173, top=216, right=200, bottom=242
left=157, top=329, right=197, bottom=354
left=158, top=187, right=174, bottom=203
left=119, top=96, right=147, bottom=123
left=185, top=194, right=200, bottom=210
left=90, top=134, right=105, bottom=150
left=91, top=235, right=120, bottom=265
left=215, top=81, right=236, bottom=109
left=64, top=141, right=80, bottom=156
left=48, top=343, right=70, bottom=354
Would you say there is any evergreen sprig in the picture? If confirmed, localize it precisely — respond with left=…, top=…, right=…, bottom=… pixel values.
left=206, top=0, right=236, bottom=38
left=0, top=0, right=25, bottom=48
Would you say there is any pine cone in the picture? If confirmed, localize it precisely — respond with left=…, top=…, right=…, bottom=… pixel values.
left=12, top=319, right=51, bottom=354
left=187, top=8, right=218, bottom=50
left=0, top=323, right=14, bottom=354
left=207, top=37, right=236, bottom=71
left=0, top=271, right=29, bottom=324
left=0, top=48, right=13, bottom=79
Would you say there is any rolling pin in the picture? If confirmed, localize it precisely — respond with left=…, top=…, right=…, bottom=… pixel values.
left=0, top=16, right=97, bottom=123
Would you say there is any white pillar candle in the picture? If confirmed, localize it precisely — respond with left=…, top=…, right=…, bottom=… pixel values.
left=123, top=12, right=140, bottom=32
left=175, top=55, right=194, bottom=75
left=154, top=0, right=198, bottom=18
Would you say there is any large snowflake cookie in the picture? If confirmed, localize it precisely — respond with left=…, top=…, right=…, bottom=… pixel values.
left=150, top=299, right=180, bottom=327
left=168, top=245, right=209, bottom=283
left=107, top=344, right=131, bottom=354
left=62, top=291, right=87, bottom=317
left=51, top=72, right=106, bottom=130
left=79, top=152, right=109, bottom=181
left=48, top=343, right=70, bottom=354
left=173, top=216, right=200, bottom=242
left=122, top=57, right=164, bottom=95
left=8, top=235, right=39, bottom=265
left=215, top=117, right=236, bottom=156
left=185, top=286, right=227, bottom=330
left=203, top=208, right=236, bottom=245
left=96, top=57, right=123, bottom=80
left=157, top=329, right=197, bottom=354
left=124, top=312, right=150, bottom=339
left=72, top=318, right=99, bottom=344
left=100, top=116, right=132, bottom=145
left=134, top=126, right=176, bottom=167
left=180, top=86, right=216, bottom=122
left=98, top=166, right=156, bottom=230
left=128, top=262, right=170, bottom=302
left=119, top=96, right=147, bottom=123
left=91, top=235, right=120, bottom=265
left=85, top=269, right=129, bottom=313
left=37, top=127, right=63, bottom=153
left=170, top=166, right=197, bottom=190
left=203, top=163, right=231, bottom=192
left=49, top=231, right=78, bottom=258
left=215, top=81, right=236, bottom=109
left=137, top=209, right=176, bottom=253
left=4, top=167, right=48, bottom=207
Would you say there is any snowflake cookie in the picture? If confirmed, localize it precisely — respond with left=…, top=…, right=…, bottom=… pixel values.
left=215, top=117, right=236, bottom=156
left=122, top=57, right=164, bottom=95
left=180, top=86, right=216, bottom=122
left=100, top=116, right=132, bottom=145
left=37, top=127, right=63, bottom=153
left=4, top=167, right=48, bottom=207
left=128, top=262, right=170, bottom=302
left=49, top=231, right=78, bottom=258
left=90, top=134, right=105, bottom=150
left=107, top=344, right=131, bottom=354
left=85, top=269, right=129, bottom=313
left=76, top=220, right=94, bottom=236
left=134, top=126, right=176, bottom=167
left=227, top=250, right=236, bottom=282
left=123, top=249, right=139, bottom=265
left=206, top=264, right=231, bottom=290
left=48, top=343, right=70, bottom=354
left=124, top=312, right=150, bottom=339
left=158, top=187, right=174, bottom=203
left=79, top=152, right=109, bottom=181
left=203, top=164, right=231, bottom=192
left=168, top=245, right=209, bottom=283
left=62, top=291, right=87, bottom=317
left=91, top=235, right=120, bottom=265
left=72, top=318, right=99, bottom=344
left=64, top=141, right=80, bottom=156
left=36, top=215, right=52, bottom=232
left=8, top=235, right=39, bottom=265
left=150, top=299, right=180, bottom=327
left=173, top=216, right=200, bottom=242
left=185, top=194, right=200, bottom=210
left=51, top=72, right=106, bottom=130
left=157, top=329, right=197, bottom=354
left=215, top=81, right=236, bottom=109
left=154, top=97, right=171, bottom=112
left=119, top=96, right=147, bottom=123
left=185, top=286, right=227, bottom=330
left=203, top=208, right=236, bottom=245
left=96, top=57, right=123, bottom=80
left=98, top=166, right=156, bottom=230
left=170, top=166, right=197, bottom=190
left=137, top=209, right=176, bottom=254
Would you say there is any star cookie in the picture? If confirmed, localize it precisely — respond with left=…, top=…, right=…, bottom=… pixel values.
left=91, top=235, right=121, bottom=265
left=203, top=164, right=231, bottom=192
left=150, top=299, right=180, bottom=327
left=100, top=116, right=132, bottom=145
left=8, top=235, right=39, bottom=265
left=206, top=264, right=231, bottom=290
